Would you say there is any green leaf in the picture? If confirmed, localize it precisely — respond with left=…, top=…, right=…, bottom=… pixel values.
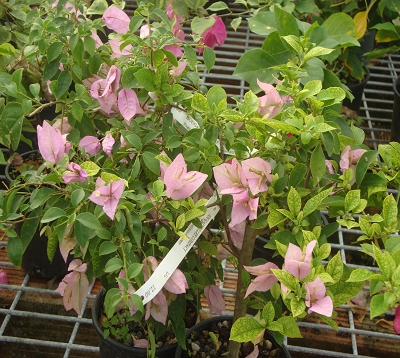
left=303, top=188, right=332, bottom=217
left=99, top=241, right=118, bottom=256
left=80, top=161, right=100, bottom=176
left=191, top=16, right=215, bottom=35
left=104, top=257, right=123, bottom=273
left=142, top=147, right=160, bottom=175
left=345, top=190, right=361, bottom=213
left=76, top=212, right=102, bottom=230
left=262, top=301, right=275, bottom=326
left=198, top=241, right=219, bottom=256
left=271, top=269, right=298, bottom=291
left=230, top=317, right=265, bottom=342
left=41, top=207, right=66, bottom=223
left=370, top=292, right=396, bottom=319
left=252, top=212, right=269, bottom=229
left=355, top=151, right=378, bottom=187
left=203, top=46, right=215, bottom=72
left=304, top=46, right=334, bottom=62
left=134, top=68, right=156, bottom=91
left=127, top=263, right=143, bottom=279
left=274, top=6, right=299, bottom=37
left=206, top=1, right=229, bottom=11
left=373, top=244, right=396, bottom=281
left=46, top=42, right=63, bottom=63
left=56, top=71, right=72, bottom=98
left=30, top=187, right=55, bottom=210
left=287, top=187, right=301, bottom=217
left=277, top=316, right=302, bottom=338
left=184, top=44, right=197, bottom=69
left=71, top=189, right=85, bottom=207
left=347, top=268, right=374, bottom=282
left=325, top=252, right=343, bottom=283
left=310, top=144, right=326, bottom=184
left=382, top=194, right=398, bottom=233
left=290, top=297, right=306, bottom=317
left=192, top=93, right=210, bottom=112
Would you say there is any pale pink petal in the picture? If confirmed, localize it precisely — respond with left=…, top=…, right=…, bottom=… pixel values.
left=230, top=192, right=258, bottom=227
left=79, top=136, right=101, bottom=155
left=133, top=337, right=148, bottom=348
left=68, top=259, right=87, bottom=273
left=171, top=62, right=187, bottom=77
left=246, top=345, right=259, bottom=358
left=204, top=285, right=225, bottom=315
left=307, top=295, right=333, bottom=317
left=37, top=121, right=66, bottom=164
left=213, top=159, right=248, bottom=195
left=118, top=89, right=145, bottom=125
left=394, top=306, right=400, bottom=334
left=242, top=158, right=272, bottom=195
left=102, top=6, right=130, bottom=34
left=149, top=291, right=168, bottom=324
left=0, top=269, right=8, bottom=287
left=109, top=39, right=132, bottom=56
left=244, top=262, right=279, bottom=277
left=71, top=272, right=89, bottom=315
left=227, top=221, right=246, bottom=249
left=257, top=79, right=282, bottom=119
left=91, top=30, right=103, bottom=48
left=339, top=146, right=351, bottom=171
left=164, top=268, right=188, bottom=294
left=52, top=118, right=72, bottom=134
left=60, top=236, right=77, bottom=263
left=102, top=134, right=115, bottom=158
left=164, top=154, right=207, bottom=200
left=325, top=160, right=334, bottom=174
left=62, top=162, right=88, bottom=183
left=103, top=180, right=125, bottom=220
left=245, top=274, right=278, bottom=298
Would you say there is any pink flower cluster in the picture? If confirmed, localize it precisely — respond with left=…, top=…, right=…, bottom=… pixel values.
left=244, top=240, right=333, bottom=318
left=213, top=158, right=273, bottom=227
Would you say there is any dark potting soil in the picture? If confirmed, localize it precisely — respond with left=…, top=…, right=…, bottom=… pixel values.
left=182, top=320, right=285, bottom=358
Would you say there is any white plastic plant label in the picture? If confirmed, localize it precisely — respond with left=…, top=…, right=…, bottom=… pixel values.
left=135, top=191, right=220, bottom=305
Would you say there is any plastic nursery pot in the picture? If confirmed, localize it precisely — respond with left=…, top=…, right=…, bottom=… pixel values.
left=174, top=315, right=291, bottom=358
left=92, top=289, right=178, bottom=358
left=390, top=76, right=400, bottom=143
left=252, top=236, right=284, bottom=267
left=4, top=149, right=42, bottom=186
left=342, top=69, right=370, bottom=114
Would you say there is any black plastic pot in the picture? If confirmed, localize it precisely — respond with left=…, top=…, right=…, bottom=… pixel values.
left=174, top=316, right=291, bottom=358
left=390, top=76, right=400, bottom=142
left=92, top=289, right=178, bottom=358
left=252, top=236, right=284, bottom=267
left=342, top=69, right=370, bottom=114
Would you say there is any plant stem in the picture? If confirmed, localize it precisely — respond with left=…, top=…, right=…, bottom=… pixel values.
left=227, top=221, right=259, bottom=358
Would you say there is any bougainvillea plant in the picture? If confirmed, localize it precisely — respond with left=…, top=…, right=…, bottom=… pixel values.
left=1, top=2, right=400, bottom=358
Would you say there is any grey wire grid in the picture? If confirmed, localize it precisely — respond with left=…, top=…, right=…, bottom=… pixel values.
left=1, top=5, right=400, bottom=358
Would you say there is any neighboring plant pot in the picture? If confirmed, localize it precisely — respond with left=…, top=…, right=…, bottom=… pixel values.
left=92, top=289, right=178, bottom=358
left=252, top=236, right=284, bottom=267
left=5, top=150, right=73, bottom=278
left=342, top=69, right=370, bottom=114
left=4, top=149, right=43, bottom=185
left=174, top=316, right=291, bottom=358
left=390, top=76, right=400, bottom=142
